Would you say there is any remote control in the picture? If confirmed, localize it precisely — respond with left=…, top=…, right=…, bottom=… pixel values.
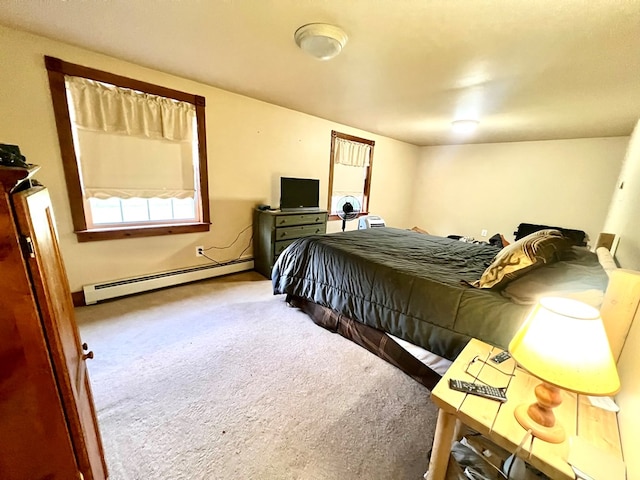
left=490, top=351, right=511, bottom=364
left=448, top=378, right=508, bottom=402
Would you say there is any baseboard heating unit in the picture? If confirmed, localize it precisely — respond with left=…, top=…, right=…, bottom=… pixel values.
left=83, top=257, right=254, bottom=305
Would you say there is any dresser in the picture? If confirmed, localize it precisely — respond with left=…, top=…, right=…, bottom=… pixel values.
left=0, top=165, right=107, bottom=480
left=254, top=208, right=328, bottom=278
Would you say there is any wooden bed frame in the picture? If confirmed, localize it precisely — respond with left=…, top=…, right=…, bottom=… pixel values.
left=586, top=247, right=639, bottom=479
left=602, top=267, right=640, bottom=480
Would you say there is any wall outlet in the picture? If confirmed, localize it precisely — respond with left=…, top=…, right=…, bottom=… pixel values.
left=196, top=246, right=204, bottom=257
left=481, top=229, right=488, bottom=237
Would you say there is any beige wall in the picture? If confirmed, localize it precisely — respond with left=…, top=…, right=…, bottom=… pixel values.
left=604, top=120, right=640, bottom=271
left=411, top=137, right=629, bottom=245
left=0, top=25, right=419, bottom=291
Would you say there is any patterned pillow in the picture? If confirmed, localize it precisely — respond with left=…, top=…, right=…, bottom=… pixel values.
left=475, top=229, right=569, bottom=289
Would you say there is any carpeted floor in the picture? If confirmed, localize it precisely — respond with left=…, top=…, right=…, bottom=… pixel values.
left=76, top=271, right=438, bottom=480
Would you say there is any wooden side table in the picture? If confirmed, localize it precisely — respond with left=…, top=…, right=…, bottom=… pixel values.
left=426, top=338, right=623, bottom=480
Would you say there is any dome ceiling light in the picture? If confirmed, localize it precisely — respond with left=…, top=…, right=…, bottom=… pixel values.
left=294, top=23, right=348, bottom=60
left=451, top=119, right=480, bottom=134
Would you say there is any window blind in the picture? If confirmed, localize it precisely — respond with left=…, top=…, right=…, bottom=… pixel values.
left=65, top=75, right=197, bottom=200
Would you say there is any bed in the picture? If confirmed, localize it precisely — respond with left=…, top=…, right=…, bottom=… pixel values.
left=272, top=227, right=611, bottom=389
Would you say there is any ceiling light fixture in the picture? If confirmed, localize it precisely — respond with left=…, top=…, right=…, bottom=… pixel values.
left=294, top=23, right=348, bottom=60
left=451, top=119, right=479, bottom=134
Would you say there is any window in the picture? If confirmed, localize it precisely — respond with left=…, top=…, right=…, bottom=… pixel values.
left=45, top=56, right=210, bottom=242
left=327, top=130, right=374, bottom=219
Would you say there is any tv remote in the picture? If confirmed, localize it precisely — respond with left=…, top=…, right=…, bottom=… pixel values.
left=448, top=378, right=508, bottom=402
left=490, top=351, right=511, bottom=364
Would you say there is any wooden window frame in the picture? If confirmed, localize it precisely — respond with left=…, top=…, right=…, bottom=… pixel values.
left=327, top=130, right=375, bottom=221
left=44, top=56, right=210, bottom=242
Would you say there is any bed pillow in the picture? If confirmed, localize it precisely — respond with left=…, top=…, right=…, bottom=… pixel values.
left=501, top=246, right=609, bottom=307
left=474, top=229, right=569, bottom=289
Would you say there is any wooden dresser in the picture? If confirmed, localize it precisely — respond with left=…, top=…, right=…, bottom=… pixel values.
left=0, top=165, right=107, bottom=480
left=253, top=208, right=328, bottom=278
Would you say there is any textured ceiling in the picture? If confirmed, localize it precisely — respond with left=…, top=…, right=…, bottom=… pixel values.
left=1, top=0, right=639, bottom=146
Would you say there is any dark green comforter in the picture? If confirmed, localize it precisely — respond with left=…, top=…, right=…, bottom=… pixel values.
left=272, top=228, right=531, bottom=360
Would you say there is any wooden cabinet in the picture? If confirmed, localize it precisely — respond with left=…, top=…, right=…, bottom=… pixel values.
left=0, top=166, right=107, bottom=480
left=254, top=208, right=328, bottom=278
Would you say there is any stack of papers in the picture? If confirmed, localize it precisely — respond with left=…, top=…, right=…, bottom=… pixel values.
left=587, top=395, right=620, bottom=412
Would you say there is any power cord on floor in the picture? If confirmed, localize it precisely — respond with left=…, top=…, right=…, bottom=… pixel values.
left=200, top=225, right=253, bottom=265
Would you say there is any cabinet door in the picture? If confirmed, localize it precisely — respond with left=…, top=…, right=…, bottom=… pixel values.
left=13, top=187, right=108, bottom=480
left=0, top=183, right=79, bottom=480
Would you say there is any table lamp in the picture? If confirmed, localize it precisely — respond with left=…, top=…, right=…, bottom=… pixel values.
left=508, top=297, right=620, bottom=443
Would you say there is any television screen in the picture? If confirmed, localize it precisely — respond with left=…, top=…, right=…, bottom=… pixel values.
left=280, top=177, right=320, bottom=210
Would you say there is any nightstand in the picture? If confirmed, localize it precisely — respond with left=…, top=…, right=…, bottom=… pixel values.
left=426, top=338, right=623, bottom=480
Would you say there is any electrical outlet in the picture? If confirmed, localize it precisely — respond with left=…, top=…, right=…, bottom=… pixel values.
left=196, top=246, right=204, bottom=257
left=481, top=229, right=488, bottom=237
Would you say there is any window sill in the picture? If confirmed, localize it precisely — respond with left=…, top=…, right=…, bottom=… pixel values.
left=327, top=212, right=369, bottom=221
left=75, top=222, right=210, bottom=242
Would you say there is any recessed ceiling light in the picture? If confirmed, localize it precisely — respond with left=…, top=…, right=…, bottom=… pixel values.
left=451, top=119, right=479, bottom=134
left=294, top=23, right=348, bottom=60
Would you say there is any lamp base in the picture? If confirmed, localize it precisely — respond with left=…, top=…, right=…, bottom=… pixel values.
left=514, top=403, right=566, bottom=443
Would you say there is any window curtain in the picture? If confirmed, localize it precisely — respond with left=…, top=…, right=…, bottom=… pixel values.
left=334, top=137, right=371, bottom=167
left=65, top=76, right=196, bottom=200
left=65, top=76, right=194, bottom=141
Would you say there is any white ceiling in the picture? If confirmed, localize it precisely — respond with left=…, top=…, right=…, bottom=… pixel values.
left=1, top=0, right=639, bottom=146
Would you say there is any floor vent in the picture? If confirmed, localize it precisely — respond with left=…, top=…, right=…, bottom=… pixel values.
left=83, top=257, right=254, bottom=305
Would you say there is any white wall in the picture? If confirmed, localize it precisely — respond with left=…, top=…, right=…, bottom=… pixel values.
left=604, top=120, right=640, bottom=270
left=411, top=138, right=628, bottom=245
left=603, top=125, right=640, bottom=480
left=0, top=25, right=419, bottom=291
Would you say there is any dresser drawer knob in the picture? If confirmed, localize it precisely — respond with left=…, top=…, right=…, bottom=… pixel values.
left=82, top=342, right=88, bottom=351
left=82, top=351, right=94, bottom=361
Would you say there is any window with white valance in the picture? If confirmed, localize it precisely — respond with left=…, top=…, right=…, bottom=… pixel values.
left=45, top=56, right=210, bottom=241
left=328, top=131, right=375, bottom=217
left=66, top=76, right=197, bottom=201
left=333, top=136, right=372, bottom=167
left=66, top=76, right=194, bottom=142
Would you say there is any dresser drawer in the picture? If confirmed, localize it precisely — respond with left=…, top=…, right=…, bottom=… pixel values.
left=274, top=239, right=297, bottom=256
left=275, top=212, right=328, bottom=227
left=276, top=223, right=326, bottom=241
left=254, top=208, right=327, bottom=279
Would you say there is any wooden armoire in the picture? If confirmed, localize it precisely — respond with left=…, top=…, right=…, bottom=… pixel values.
left=0, top=165, right=107, bottom=480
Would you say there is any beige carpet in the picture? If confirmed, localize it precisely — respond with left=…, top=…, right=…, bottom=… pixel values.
left=76, top=271, right=438, bottom=480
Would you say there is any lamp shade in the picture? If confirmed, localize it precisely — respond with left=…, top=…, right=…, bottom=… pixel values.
left=508, top=297, right=620, bottom=396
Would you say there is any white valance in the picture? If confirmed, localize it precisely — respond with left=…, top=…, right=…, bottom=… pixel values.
left=65, top=76, right=195, bottom=142
left=334, top=137, right=371, bottom=167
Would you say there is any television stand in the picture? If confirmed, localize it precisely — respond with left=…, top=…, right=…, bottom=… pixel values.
left=253, top=208, right=328, bottom=278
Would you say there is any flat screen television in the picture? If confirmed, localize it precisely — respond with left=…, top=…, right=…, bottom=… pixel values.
left=280, top=177, right=320, bottom=211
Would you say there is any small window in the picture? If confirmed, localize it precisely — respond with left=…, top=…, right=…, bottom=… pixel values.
left=327, top=130, right=374, bottom=219
left=45, top=56, right=210, bottom=242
